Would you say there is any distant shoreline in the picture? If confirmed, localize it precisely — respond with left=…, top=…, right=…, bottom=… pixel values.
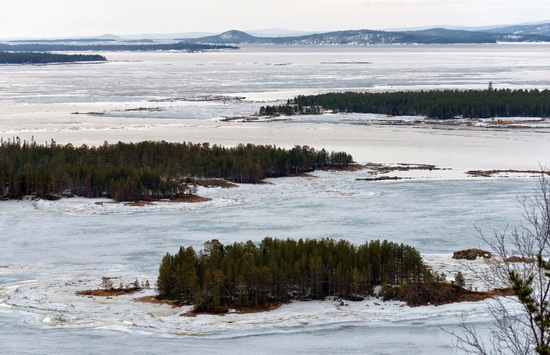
left=0, top=52, right=107, bottom=64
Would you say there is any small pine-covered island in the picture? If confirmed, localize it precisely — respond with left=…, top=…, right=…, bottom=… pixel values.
left=0, top=52, right=107, bottom=64
left=0, top=140, right=354, bottom=201
left=156, top=238, right=429, bottom=313
left=154, top=238, right=511, bottom=314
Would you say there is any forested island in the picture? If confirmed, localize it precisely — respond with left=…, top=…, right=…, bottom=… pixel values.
left=0, top=52, right=106, bottom=64
left=0, top=140, right=353, bottom=201
left=260, top=88, right=550, bottom=119
left=0, top=42, right=237, bottom=52
left=156, top=238, right=432, bottom=312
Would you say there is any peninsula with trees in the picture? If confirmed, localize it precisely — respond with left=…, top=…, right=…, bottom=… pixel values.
left=260, top=88, right=550, bottom=119
left=0, top=140, right=353, bottom=201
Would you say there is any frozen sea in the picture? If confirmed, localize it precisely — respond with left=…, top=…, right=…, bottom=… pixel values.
left=2, top=44, right=550, bottom=354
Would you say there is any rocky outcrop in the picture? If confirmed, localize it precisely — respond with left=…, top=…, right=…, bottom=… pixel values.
left=452, top=248, right=492, bottom=260
left=505, top=256, right=535, bottom=263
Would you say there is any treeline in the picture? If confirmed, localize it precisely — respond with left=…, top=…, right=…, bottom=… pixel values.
left=260, top=101, right=322, bottom=115
left=0, top=52, right=106, bottom=64
left=0, top=42, right=237, bottom=52
left=9, top=38, right=116, bottom=43
left=262, top=89, right=550, bottom=119
left=0, top=140, right=353, bottom=201
left=156, top=238, right=431, bottom=312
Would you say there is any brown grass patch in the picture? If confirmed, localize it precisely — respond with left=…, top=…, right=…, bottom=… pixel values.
left=76, top=287, right=142, bottom=297
left=393, top=283, right=514, bottom=307
left=194, top=179, right=238, bottom=189
left=505, top=256, right=535, bottom=263
left=284, top=172, right=317, bottom=178
left=124, top=201, right=156, bottom=207
left=319, top=164, right=365, bottom=172
left=169, top=194, right=211, bottom=203
left=457, top=288, right=514, bottom=302
left=181, top=302, right=283, bottom=317
left=134, top=295, right=172, bottom=304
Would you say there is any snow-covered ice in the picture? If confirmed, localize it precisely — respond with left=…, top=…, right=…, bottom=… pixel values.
left=2, top=44, right=550, bottom=353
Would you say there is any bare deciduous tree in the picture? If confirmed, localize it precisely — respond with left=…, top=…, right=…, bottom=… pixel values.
left=100, top=276, right=114, bottom=290
left=452, top=174, right=550, bottom=354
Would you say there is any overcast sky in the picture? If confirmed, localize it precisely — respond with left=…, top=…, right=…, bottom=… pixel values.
left=1, top=0, right=549, bottom=38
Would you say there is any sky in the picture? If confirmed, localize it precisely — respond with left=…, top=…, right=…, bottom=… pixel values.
left=1, top=0, right=549, bottom=39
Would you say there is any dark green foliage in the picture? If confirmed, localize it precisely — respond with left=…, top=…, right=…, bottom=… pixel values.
left=0, top=140, right=353, bottom=201
left=156, top=238, right=430, bottom=312
left=263, top=89, right=550, bottom=119
left=509, top=254, right=550, bottom=354
left=388, top=282, right=460, bottom=307
left=454, top=271, right=466, bottom=288
left=0, top=52, right=106, bottom=64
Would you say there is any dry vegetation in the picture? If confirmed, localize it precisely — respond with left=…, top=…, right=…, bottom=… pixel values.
left=75, top=287, right=142, bottom=297
left=467, top=169, right=550, bottom=177
left=391, top=283, right=514, bottom=307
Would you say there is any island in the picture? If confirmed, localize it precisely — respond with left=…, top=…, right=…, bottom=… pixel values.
left=260, top=88, right=550, bottom=119
left=0, top=140, right=354, bottom=201
left=157, top=237, right=429, bottom=312
left=0, top=42, right=237, bottom=53
left=151, top=238, right=512, bottom=314
left=0, top=52, right=106, bottom=64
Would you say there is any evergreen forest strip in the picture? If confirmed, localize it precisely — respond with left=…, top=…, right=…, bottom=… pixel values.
left=260, top=89, right=550, bottom=119
left=0, top=140, right=353, bottom=201
left=0, top=52, right=106, bottom=64
left=0, top=42, right=237, bottom=52
left=156, top=238, right=433, bottom=312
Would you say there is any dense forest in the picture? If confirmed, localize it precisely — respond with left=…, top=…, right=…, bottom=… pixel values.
left=0, top=140, right=353, bottom=201
left=260, top=88, right=550, bottom=119
left=156, top=238, right=431, bottom=312
left=0, top=52, right=106, bottom=64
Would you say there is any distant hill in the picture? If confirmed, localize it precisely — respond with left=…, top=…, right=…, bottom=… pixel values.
left=6, top=22, right=550, bottom=46
left=178, top=25, right=550, bottom=45
left=245, top=28, right=317, bottom=37
left=483, top=22, right=550, bottom=36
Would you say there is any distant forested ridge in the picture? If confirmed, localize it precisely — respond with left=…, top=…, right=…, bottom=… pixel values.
left=0, top=42, right=237, bottom=52
left=157, top=238, right=431, bottom=312
left=261, top=89, right=550, bottom=119
left=180, top=27, right=550, bottom=45
left=0, top=140, right=353, bottom=201
left=0, top=52, right=106, bottom=64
